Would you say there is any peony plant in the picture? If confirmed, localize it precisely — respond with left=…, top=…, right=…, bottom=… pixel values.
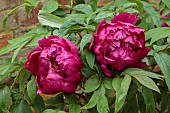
left=0, top=0, right=170, bottom=113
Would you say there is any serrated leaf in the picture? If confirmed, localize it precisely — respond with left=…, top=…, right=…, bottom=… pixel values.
left=122, top=68, right=163, bottom=80
left=97, top=94, right=109, bottom=113
left=27, top=77, right=37, bottom=103
left=42, top=0, right=58, bottom=13
left=132, top=74, right=160, bottom=93
left=80, top=34, right=92, bottom=51
left=154, top=52, right=170, bottom=91
left=142, top=87, right=155, bottom=113
left=38, top=10, right=65, bottom=28
left=0, top=86, right=11, bottom=111
left=10, top=99, right=32, bottom=113
left=84, top=75, right=101, bottom=93
left=73, top=4, right=93, bottom=14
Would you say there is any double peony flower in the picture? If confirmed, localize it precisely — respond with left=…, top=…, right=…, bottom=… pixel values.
left=25, top=12, right=150, bottom=94
left=90, top=12, right=150, bottom=76
left=25, top=36, right=82, bottom=94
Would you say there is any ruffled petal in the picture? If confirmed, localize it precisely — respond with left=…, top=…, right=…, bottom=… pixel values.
left=111, top=12, right=138, bottom=25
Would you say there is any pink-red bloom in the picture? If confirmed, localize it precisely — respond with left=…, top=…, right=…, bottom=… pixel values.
left=90, top=12, right=150, bottom=76
left=25, top=35, right=82, bottom=94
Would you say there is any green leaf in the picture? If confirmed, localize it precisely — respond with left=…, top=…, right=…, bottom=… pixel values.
left=73, top=4, right=93, bottom=14
left=0, top=34, right=35, bottom=56
left=42, top=0, right=58, bottom=13
left=42, top=109, right=58, bottom=113
left=42, top=109, right=65, bottom=113
left=103, top=77, right=113, bottom=89
left=85, top=49, right=95, bottom=69
left=0, top=86, right=11, bottom=111
left=162, top=0, right=170, bottom=9
left=145, top=27, right=170, bottom=43
left=57, top=19, right=86, bottom=37
left=0, top=61, right=20, bottom=83
left=90, top=0, right=99, bottom=11
left=80, top=34, right=92, bottom=51
left=161, top=91, right=169, bottom=112
left=112, top=75, right=131, bottom=113
left=84, top=75, right=101, bottom=93
left=122, top=68, right=163, bottom=80
left=154, top=52, right=170, bottom=91
left=38, top=10, right=65, bottom=28
left=122, top=95, right=138, bottom=113
left=11, top=36, right=33, bottom=63
left=69, top=103, right=81, bottom=113
left=132, top=74, right=160, bottom=93
left=153, top=44, right=169, bottom=52
left=118, top=75, right=131, bottom=102
left=138, top=92, right=146, bottom=113
left=45, top=93, right=64, bottom=105
left=82, top=86, right=104, bottom=109
left=19, top=69, right=30, bottom=91
left=27, top=77, right=37, bottom=103
left=26, top=0, right=39, bottom=7
left=65, top=94, right=81, bottom=113
left=94, top=11, right=113, bottom=22
left=32, top=95, right=45, bottom=113
left=2, top=3, right=32, bottom=28
left=141, top=1, right=161, bottom=27
left=122, top=3, right=138, bottom=9
left=97, top=94, right=109, bottom=113
left=10, top=99, right=32, bottom=113
left=141, top=87, right=155, bottom=113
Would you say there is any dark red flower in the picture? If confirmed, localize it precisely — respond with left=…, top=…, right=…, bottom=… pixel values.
left=25, top=35, right=82, bottom=94
left=90, top=12, right=150, bottom=76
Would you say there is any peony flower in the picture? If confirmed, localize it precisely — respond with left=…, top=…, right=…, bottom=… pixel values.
left=90, top=12, right=150, bottom=76
left=25, top=35, right=82, bottom=94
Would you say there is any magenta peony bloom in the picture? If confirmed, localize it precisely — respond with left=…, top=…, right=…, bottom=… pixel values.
left=25, top=35, right=82, bottom=94
left=90, top=12, right=150, bottom=76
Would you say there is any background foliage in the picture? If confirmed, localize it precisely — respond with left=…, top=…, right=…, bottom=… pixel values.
left=0, top=0, right=170, bottom=113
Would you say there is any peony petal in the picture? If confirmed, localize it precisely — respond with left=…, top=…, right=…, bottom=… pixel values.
left=38, top=37, right=51, bottom=48
left=25, top=48, right=41, bottom=76
left=111, top=12, right=138, bottom=25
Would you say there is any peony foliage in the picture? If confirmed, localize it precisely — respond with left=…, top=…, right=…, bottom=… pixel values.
left=0, top=0, right=170, bottom=113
